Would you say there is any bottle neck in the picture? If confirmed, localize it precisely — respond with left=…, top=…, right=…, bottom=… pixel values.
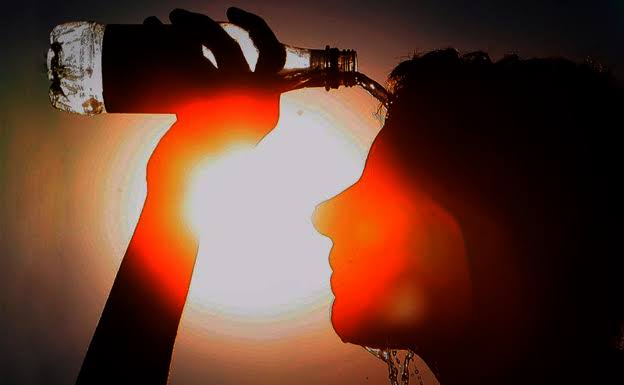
left=286, top=46, right=393, bottom=111
left=309, top=46, right=357, bottom=73
left=310, top=46, right=357, bottom=89
left=280, top=46, right=359, bottom=91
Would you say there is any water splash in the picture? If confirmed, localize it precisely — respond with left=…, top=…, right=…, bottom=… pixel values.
left=365, top=347, right=424, bottom=385
left=354, top=72, right=392, bottom=109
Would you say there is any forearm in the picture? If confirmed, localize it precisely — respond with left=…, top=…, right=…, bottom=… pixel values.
left=76, top=191, right=198, bottom=385
left=76, top=97, right=278, bottom=384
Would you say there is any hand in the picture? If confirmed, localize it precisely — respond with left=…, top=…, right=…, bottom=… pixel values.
left=143, top=7, right=286, bottom=94
left=143, top=8, right=285, bottom=206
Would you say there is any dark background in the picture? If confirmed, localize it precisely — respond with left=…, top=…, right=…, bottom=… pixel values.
left=1, top=1, right=622, bottom=384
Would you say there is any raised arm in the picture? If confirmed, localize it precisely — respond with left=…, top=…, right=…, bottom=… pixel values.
left=76, top=8, right=284, bottom=384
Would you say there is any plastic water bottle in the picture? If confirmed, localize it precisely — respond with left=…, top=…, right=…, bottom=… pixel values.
left=46, top=21, right=379, bottom=115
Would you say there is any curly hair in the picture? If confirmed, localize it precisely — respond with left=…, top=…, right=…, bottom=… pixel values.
left=388, top=48, right=617, bottom=96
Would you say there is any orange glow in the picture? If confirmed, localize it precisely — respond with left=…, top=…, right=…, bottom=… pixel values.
left=183, top=89, right=375, bottom=325
left=128, top=92, right=280, bottom=309
left=313, top=143, right=473, bottom=348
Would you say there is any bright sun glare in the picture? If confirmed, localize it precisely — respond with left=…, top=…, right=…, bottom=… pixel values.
left=109, top=31, right=384, bottom=335
left=180, top=28, right=383, bottom=326
left=184, top=92, right=373, bottom=324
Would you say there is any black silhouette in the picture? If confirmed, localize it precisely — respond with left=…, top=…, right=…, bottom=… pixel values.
left=319, top=49, right=624, bottom=384
left=75, top=8, right=283, bottom=385
left=75, top=6, right=624, bottom=384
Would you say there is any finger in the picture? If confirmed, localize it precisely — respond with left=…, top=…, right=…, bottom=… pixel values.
left=143, top=16, right=164, bottom=26
left=169, top=8, right=249, bottom=73
left=227, top=7, right=285, bottom=74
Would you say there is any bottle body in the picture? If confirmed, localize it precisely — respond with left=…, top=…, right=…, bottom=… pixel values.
left=47, top=22, right=359, bottom=115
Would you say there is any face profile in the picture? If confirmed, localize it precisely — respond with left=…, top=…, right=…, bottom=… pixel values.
left=313, top=142, right=473, bottom=352
left=30, top=3, right=624, bottom=385
left=314, top=49, right=624, bottom=385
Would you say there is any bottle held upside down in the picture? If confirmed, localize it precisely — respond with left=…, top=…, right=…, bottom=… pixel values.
left=47, top=21, right=390, bottom=115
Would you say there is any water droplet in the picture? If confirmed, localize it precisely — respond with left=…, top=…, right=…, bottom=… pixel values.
left=364, top=346, right=425, bottom=385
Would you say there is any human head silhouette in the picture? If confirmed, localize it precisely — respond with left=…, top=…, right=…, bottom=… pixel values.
left=314, top=49, right=624, bottom=385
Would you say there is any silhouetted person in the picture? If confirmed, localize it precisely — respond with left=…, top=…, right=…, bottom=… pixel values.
left=76, top=8, right=285, bottom=385
left=314, top=49, right=624, bottom=384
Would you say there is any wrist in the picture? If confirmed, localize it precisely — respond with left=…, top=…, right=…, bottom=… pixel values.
left=173, top=92, right=281, bottom=141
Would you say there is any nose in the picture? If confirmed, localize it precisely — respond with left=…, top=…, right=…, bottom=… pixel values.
left=311, top=200, right=331, bottom=237
left=312, top=200, right=341, bottom=271
left=312, top=187, right=352, bottom=234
